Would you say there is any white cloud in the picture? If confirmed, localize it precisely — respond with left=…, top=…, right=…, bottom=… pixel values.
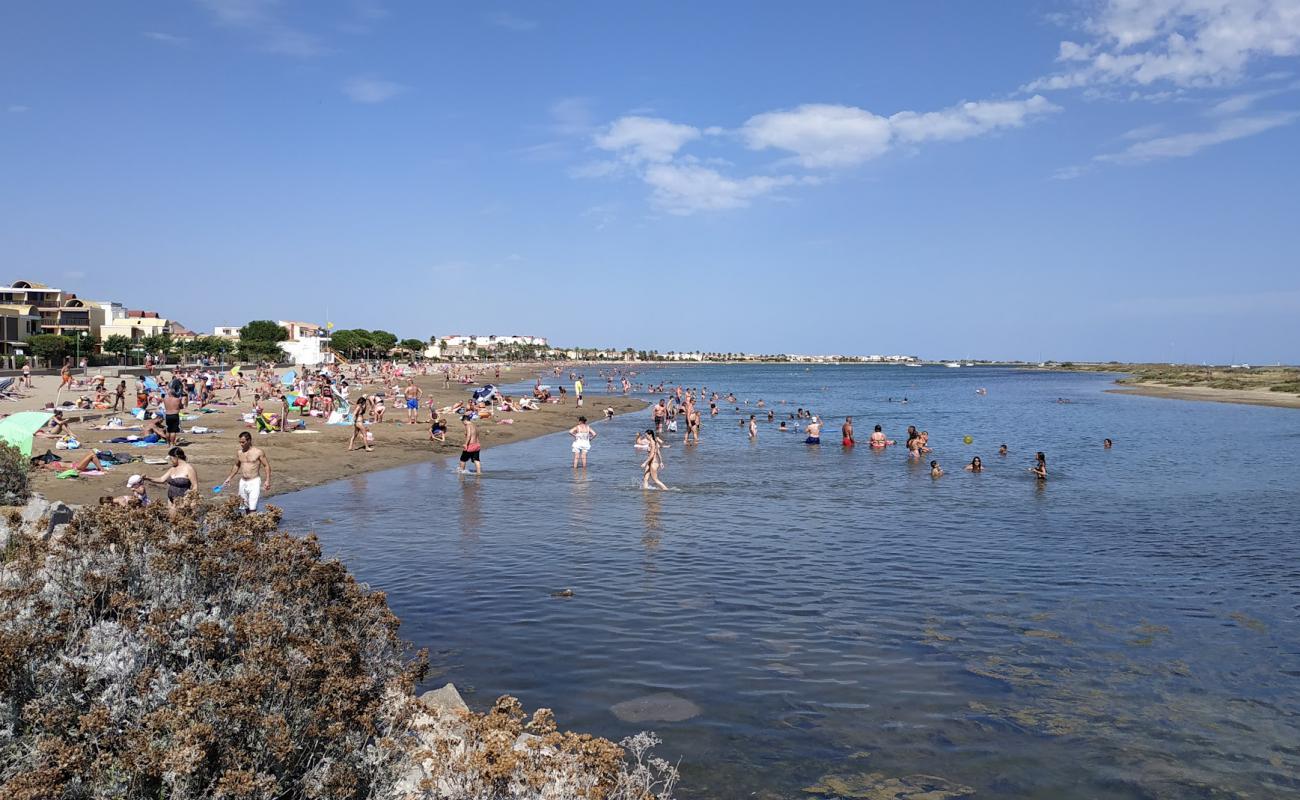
left=487, top=11, right=538, bottom=31
left=7, top=104, right=29, bottom=113
left=1096, top=111, right=1298, bottom=163
left=143, top=31, right=189, bottom=45
left=740, top=96, right=1059, bottom=168
left=742, top=104, right=892, bottom=168
left=643, top=163, right=800, bottom=215
left=1051, top=165, right=1089, bottom=180
left=1028, top=0, right=1300, bottom=91
left=594, top=116, right=700, bottom=164
left=341, top=76, right=405, bottom=104
left=890, top=95, right=1062, bottom=143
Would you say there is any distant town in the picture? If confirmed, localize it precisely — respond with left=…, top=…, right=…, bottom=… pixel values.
left=1, top=276, right=938, bottom=368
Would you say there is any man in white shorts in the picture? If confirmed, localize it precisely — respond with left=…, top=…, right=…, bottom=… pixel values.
left=220, top=431, right=272, bottom=512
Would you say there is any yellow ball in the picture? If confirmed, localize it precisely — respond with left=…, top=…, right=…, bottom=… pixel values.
left=963, top=435, right=973, bottom=445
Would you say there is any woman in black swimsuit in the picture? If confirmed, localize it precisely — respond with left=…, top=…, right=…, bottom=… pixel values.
left=148, top=446, right=199, bottom=504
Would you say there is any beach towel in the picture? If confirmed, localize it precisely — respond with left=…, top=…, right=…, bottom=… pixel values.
left=143, top=377, right=159, bottom=391
left=280, top=371, right=297, bottom=386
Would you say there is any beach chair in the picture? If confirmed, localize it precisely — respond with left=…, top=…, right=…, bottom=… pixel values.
left=0, top=377, right=18, bottom=401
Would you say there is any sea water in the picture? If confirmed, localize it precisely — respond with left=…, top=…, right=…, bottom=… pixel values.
left=278, top=366, right=1300, bottom=799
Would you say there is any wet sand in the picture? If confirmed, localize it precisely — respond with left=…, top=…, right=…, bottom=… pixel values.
left=8, top=369, right=646, bottom=507
left=1106, top=384, right=1300, bottom=410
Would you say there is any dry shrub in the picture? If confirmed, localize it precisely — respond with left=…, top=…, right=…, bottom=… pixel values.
left=0, top=501, right=679, bottom=800
left=0, top=443, right=29, bottom=506
left=404, top=695, right=679, bottom=800
left=0, top=501, right=426, bottom=799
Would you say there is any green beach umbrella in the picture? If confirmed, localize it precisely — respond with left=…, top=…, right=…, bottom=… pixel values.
left=0, top=411, right=53, bottom=458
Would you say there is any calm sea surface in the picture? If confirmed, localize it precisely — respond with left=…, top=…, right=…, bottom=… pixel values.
left=278, top=366, right=1300, bottom=799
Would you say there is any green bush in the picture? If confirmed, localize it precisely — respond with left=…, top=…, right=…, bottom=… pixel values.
left=0, top=443, right=29, bottom=506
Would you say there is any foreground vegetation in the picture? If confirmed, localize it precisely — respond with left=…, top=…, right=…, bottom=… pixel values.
left=0, top=499, right=676, bottom=799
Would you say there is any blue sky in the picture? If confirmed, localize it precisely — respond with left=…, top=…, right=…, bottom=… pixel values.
left=2, top=1, right=1298, bottom=362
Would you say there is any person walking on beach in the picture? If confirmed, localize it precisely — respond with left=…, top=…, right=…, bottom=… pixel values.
left=21, top=360, right=31, bottom=389
left=57, top=357, right=73, bottom=400
left=570, top=416, right=596, bottom=468
left=575, top=377, right=584, bottom=408
left=641, top=429, right=668, bottom=490
left=112, top=380, right=126, bottom=412
left=458, top=415, right=482, bottom=474
left=161, top=389, right=184, bottom=447
left=404, top=380, right=422, bottom=424
left=220, top=431, right=272, bottom=513
left=349, top=396, right=373, bottom=452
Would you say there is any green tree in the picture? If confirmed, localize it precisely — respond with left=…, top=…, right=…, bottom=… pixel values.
left=399, top=338, right=425, bottom=354
left=368, top=330, right=398, bottom=353
left=239, top=320, right=289, bottom=344
left=329, top=329, right=370, bottom=358
left=27, top=334, right=71, bottom=367
left=103, top=334, right=133, bottom=364
left=140, top=333, right=174, bottom=361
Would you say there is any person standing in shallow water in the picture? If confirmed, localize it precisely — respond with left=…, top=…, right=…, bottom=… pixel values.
left=569, top=416, right=596, bottom=469
left=841, top=417, right=854, bottom=447
left=459, top=415, right=482, bottom=474
left=641, top=429, right=668, bottom=490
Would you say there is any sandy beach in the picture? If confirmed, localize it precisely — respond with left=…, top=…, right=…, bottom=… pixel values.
left=5, top=367, right=646, bottom=508
left=1105, top=383, right=1300, bottom=409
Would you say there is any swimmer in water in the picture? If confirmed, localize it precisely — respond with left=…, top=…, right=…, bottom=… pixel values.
left=778, top=421, right=788, bottom=432
left=1030, top=451, right=1047, bottom=480
left=930, top=460, right=943, bottom=478
left=998, top=443, right=1008, bottom=457
left=870, top=424, right=892, bottom=448
left=805, top=417, right=821, bottom=445
left=841, top=416, right=854, bottom=447
left=965, top=456, right=983, bottom=472
left=1103, top=438, right=1112, bottom=449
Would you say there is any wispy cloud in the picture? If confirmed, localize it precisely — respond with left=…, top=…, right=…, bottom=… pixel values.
left=7, top=104, right=29, bottom=113
left=581, top=95, right=1059, bottom=214
left=143, top=31, right=190, bottom=46
left=197, top=0, right=326, bottom=57
left=1096, top=112, right=1299, bottom=164
left=486, top=11, right=538, bottom=31
left=742, top=96, right=1060, bottom=168
left=341, top=76, right=406, bottom=104
left=1026, top=0, right=1300, bottom=92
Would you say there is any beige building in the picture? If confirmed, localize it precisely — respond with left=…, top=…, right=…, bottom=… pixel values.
left=99, top=311, right=171, bottom=342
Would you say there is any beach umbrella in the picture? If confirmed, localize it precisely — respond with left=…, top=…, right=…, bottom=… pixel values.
left=0, top=411, right=53, bottom=458
left=230, top=366, right=241, bottom=377
left=280, top=370, right=297, bottom=386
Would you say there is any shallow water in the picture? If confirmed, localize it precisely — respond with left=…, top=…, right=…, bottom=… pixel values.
left=278, top=366, right=1300, bottom=799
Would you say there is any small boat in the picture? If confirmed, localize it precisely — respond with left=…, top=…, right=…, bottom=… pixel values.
left=944, top=362, right=961, bottom=368
left=904, top=362, right=922, bottom=367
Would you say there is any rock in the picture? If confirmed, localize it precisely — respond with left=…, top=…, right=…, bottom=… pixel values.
left=419, top=683, right=469, bottom=715
left=610, top=692, right=701, bottom=723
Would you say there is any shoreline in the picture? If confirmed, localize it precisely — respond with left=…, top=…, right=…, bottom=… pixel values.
left=13, top=369, right=646, bottom=508
left=1105, top=383, right=1300, bottom=410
